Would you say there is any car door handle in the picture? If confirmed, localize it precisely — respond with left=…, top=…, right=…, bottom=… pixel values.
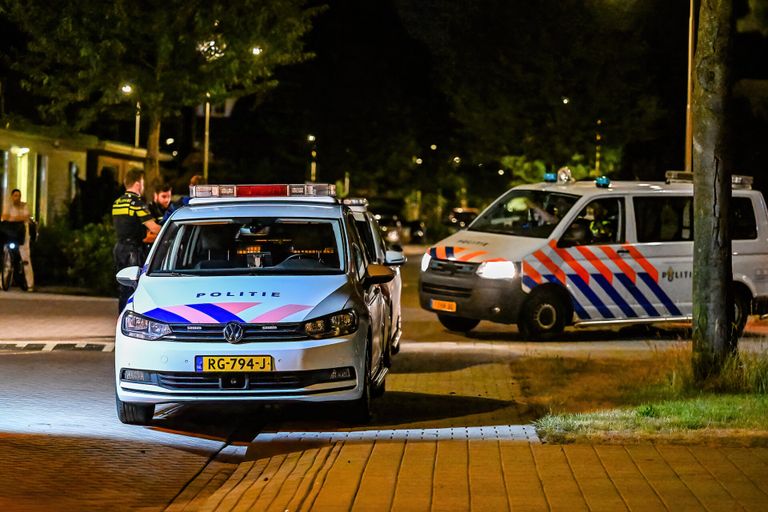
left=617, top=249, right=630, bottom=255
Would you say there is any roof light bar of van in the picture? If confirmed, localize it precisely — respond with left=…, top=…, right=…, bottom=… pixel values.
left=190, top=183, right=337, bottom=198
left=665, top=171, right=753, bottom=189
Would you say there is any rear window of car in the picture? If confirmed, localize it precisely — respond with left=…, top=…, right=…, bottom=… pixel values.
left=148, top=217, right=345, bottom=275
left=633, top=196, right=757, bottom=243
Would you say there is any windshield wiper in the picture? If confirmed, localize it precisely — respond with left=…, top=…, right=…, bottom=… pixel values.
left=150, top=271, right=200, bottom=277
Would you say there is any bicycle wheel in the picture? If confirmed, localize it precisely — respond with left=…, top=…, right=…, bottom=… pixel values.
left=1, top=247, right=12, bottom=291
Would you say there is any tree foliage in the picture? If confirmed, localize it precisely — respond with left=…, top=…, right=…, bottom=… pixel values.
left=2, top=0, right=321, bottom=180
left=394, top=0, right=674, bottom=172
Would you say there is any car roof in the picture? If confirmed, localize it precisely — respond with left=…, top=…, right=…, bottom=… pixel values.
left=171, top=200, right=345, bottom=221
left=516, top=180, right=759, bottom=198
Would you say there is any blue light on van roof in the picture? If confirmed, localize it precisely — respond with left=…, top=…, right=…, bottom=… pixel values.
left=595, top=176, right=611, bottom=188
left=543, top=172, right=557, bottom=183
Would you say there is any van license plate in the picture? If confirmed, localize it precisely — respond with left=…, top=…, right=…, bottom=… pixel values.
left=195, top=356, right=273, bottom=372
left=431, top=299, right=457, bottom=312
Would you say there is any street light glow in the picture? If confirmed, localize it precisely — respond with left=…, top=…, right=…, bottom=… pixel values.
left=453, top=156, right=461, bottom=164
left=165, top=138, right=175, bottom=145
left=307, top=134, right=316, bottom=142
left=415, top=157, right=423, bottom=165
left=498, top=169, right=505, bottom=175
left=120, top=84, right=133, bottom=95
left=561, top=96, right=570, bottom=104
left=430, top=144, right=437, bottom=150
left=251, top=46, right=263, bottom=56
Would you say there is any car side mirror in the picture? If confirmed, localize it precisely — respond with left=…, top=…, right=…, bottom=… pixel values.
left=363, top=263, right=395, bottom=287
left=385, top=249, right=406, bottom=266
left=116, top=266, right=141, bottom=288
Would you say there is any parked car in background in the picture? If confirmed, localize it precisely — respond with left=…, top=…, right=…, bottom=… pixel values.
left=445, top=207, right=479, bottom=232
left=346, top=199, right=406, bottom=361
left=376, top=213, right=405, bottom=245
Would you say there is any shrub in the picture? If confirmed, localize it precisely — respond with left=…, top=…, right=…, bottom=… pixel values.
left=61, top=217, right=117, bottom=296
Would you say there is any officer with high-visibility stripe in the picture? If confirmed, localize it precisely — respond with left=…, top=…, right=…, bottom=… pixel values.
left=112, top=168, right=161, bottom=312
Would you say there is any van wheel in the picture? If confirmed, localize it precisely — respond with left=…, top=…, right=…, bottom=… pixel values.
left=437, top=314, right=480, bottom=333
left=733, top=290, right=751, bottom=337
left=519, top=290, right=567, bottom=339
left=116, top=395, right=154, bottom=425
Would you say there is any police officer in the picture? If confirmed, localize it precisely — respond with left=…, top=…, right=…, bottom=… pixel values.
left=112, top=168, right=161, bottom=312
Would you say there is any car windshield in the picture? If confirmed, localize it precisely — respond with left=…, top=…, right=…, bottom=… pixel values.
left=468, top=189, right=579, bottom=238
left=148, top=217, right=345, bottom=275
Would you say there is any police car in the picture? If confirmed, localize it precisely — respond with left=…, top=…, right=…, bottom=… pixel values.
left=114, top=184, right=394, bottom=425
left=420, top=169, right=768, bottom=338
left=345, top=198, right=406, bottom=361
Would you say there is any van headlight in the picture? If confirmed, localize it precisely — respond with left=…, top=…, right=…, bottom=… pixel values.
left=421, top=253, right=432, bottom=272
left=121, top=311, right=172, bottom=340
left=304, top=310, right=358, bottom=339
left=476, top=261, right=518, bottom=280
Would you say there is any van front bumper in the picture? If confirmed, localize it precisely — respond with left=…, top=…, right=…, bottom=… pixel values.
left=419, top=272, right=527, bottom=324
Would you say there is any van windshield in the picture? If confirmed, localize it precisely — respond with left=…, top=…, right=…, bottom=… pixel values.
left=468, top=190, right=579, bottom=238
left=148, top=218, right=345, bottom=275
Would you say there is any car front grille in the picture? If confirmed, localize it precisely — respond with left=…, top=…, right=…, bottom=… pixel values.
left=428, top=259, right=479, bottom=275
left=152, top=368, right=355, bottom=391
left=164, top=323, right=308, bottom=342
left=421, top=282, right=473, bottom=298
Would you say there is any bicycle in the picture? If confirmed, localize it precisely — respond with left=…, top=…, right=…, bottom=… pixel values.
left=0, top=221, right=28, bottom=291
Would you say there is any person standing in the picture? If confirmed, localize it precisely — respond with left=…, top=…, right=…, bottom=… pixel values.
left=1, top=188, right=35, bottom=291
left=112, top=168, right=160, bottom=312
left=147, top=181, right=172, bottom=224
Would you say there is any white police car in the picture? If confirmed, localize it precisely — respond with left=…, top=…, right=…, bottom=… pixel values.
left=345, top=198, right=406, bottom=361
left=420, top=170, right=768, bottom=338
left=114, top=184, right=394, bottom=425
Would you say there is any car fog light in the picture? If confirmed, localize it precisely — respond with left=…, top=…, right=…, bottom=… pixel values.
left=329, top=367, right=354, bottom=380
left=122, top=369, right=151, bottom=382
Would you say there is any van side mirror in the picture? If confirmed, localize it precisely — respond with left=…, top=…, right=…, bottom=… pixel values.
left=116, top=266, right=141, bottom=288
left=363, top=263, right=395, bottom=287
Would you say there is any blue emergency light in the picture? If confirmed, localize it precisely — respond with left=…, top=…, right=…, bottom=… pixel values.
left=595, top=176, right=611, bottom=188
left=543, top=172, right=557, bottom=183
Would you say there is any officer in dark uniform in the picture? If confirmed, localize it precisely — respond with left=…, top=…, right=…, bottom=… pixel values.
left=112, top=168, right=161, bottom=312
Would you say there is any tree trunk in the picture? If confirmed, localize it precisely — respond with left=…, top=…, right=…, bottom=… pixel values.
left=691, top=0, right=736, bottom=381
left=144, top=114, right=162, bottom=187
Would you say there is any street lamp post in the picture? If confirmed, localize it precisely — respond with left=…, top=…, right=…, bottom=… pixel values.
left=204, top=94, right=211, bottom=181
left=307, top=134, right=317, bottom=182
left=121, top=83, right=140, bottom=148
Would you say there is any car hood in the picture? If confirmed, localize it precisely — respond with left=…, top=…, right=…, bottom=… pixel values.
left=427, top=230, right=548, bottom=263
left=129, top=274, right=353, bottom=324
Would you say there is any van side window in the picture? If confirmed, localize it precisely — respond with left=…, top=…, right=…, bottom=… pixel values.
left=560, top=198, right=623, bottom=246
left=634, top=196, right=693, bottom=243
left=731, top=197, right=757, bottom=240
left=634, top=196, right=757, bottom=242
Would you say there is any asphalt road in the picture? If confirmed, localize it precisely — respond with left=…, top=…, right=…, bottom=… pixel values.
left=1, top=251, right=766, bottom=511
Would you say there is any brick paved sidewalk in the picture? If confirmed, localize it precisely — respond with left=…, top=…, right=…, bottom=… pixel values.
left=0, top=290, right=116, bottom=346
left=168, top=439, right=768, bottom=511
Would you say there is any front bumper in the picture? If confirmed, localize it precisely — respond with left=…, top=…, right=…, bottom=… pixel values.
left=115, top=328, right=365, bottom=405
left=419, top=270, right=527, bottom=324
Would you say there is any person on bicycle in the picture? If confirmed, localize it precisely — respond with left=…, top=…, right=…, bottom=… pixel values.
left=1, top=189, right=35, bottom=291
left=112, top=168, right=161, bottom=312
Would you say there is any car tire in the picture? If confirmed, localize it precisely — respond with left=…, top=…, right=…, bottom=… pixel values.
left=733, top=289, right=751, bottom=338
left=437, top=314, right=480, bottom=333
left=345, top=341, right=372, bottom=424
left=519, top=289, right=567, bottom=340
left=116, top=394, right=155, bottom=425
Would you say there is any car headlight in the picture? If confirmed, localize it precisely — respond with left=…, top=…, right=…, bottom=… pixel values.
left=476, top=260, right=518, bottom=280
left=121, top=311, right=172, bottom=340
left=421, top=253, right=432, bottom=272
left=304, top=310, right=358, bottom=339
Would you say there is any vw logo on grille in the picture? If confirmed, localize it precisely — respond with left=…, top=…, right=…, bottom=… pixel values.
left=223, top=322, right=244, bottom=344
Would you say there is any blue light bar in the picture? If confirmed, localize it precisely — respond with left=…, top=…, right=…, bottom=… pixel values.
left=543, top=172, right=557, bottom=183
left=595, top=176, right=611, bottom=188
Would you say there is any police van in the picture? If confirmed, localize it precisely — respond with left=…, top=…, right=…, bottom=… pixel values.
left=114, top=184, right=400, bottom=425
left=420, top=170, right=768, bottom=338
